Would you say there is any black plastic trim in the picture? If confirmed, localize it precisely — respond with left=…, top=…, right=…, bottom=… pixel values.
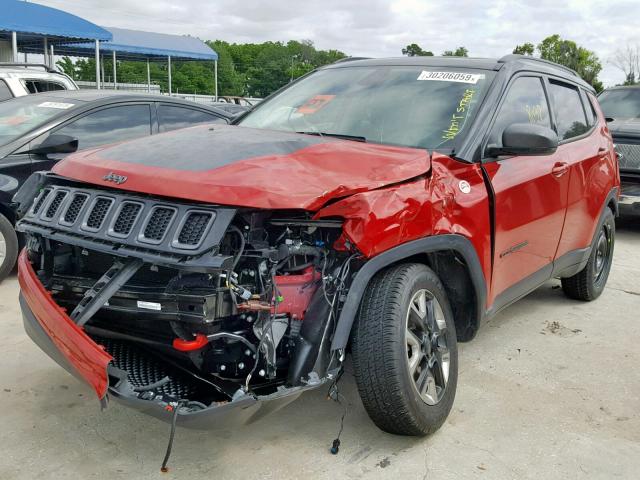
left=330, top=234, right=487, bottom=351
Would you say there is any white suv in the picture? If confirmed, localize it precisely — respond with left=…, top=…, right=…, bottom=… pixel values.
left=0, top=63, right=77, bottom=101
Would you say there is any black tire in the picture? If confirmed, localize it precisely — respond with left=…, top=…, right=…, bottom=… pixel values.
left=0, top=213, right=18, bottom=283
left=352, top=263, right=458, bottom=436
left=561, top=208, right=615, bottom=301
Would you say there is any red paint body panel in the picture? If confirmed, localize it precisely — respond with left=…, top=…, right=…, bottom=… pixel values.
left=556, top=99, right=619, bottom=258
left=483, top=149, right=569, bottom=302
left=18, top=250, right=112, bottom=398
left=316, top=154, right=493, bottom=307
left=52, top=131, right=431, bottom=211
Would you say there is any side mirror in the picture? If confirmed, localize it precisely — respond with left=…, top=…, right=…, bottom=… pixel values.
left=486, top=123, right=558, bottom=157
left=29, top=134, right=78, bottom=156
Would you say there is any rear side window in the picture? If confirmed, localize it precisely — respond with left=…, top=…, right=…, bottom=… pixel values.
left=0, top=79, right=12, bottom=101
left=549, top=81, right=589, bottom=140
left=23, top=80, right=66, bottom=94
left=583, top=92, right=599, bottom=127
left=158, top=105, right=225, bottom=133
left=55, top=104, right=151, bottom=150
left=488, top=76, right=551, bottom=147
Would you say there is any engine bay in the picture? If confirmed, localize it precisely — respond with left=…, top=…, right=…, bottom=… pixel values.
left=22, top=198, right=357, bottom=411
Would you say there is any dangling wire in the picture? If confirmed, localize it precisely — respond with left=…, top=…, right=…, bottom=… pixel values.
left=327, top=370, right=347, bottom=455
left=160, top=399, right=186, bottom=473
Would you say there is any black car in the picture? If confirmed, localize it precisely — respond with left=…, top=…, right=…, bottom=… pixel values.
left=0, top=91, right=231, bottom=280
left=598, top=86, right=640, bottom=217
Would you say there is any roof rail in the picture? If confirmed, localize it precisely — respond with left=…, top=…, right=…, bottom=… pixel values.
left=0, top=62, right=59, bottom=74
left=498, top=54, right=580, bottom=78
left=332, top=56, right=371, bottom=64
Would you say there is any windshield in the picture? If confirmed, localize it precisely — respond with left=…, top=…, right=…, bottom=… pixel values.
left=239, top=66, right=495, bottom=151
left=598, top=89, right=640, bottom=119
left=0, top=96, right=78, bottom=145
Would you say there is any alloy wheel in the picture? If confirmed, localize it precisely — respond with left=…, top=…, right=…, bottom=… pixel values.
left=405, top=289, right=450, bottom=406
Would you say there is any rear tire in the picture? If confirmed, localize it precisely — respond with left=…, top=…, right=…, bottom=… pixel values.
left=0, top=213, right=18, bottom=283
left=561, top=208, right=615, bottom=301
left=352, top=263, right=458, bottom=436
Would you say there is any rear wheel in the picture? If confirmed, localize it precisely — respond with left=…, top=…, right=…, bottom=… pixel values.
left=561, top=208, right=615, bottom=301
left=0, top=213, right=18, bottom=282
left=352, top=263, right=458, bottom=436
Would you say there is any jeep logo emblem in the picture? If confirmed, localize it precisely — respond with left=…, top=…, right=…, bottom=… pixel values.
left=103, top=172, right=128, bottom=185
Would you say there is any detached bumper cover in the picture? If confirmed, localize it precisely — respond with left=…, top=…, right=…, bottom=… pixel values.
left=18, top=250, right=112, bottom=399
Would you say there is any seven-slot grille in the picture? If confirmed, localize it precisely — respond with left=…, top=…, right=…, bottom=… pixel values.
left=23, top=185, right=223, bottom=254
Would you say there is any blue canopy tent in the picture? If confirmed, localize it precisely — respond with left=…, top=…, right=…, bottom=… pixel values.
left=0, top=0, right=111, bottom=82
left=58, top=27, right=219, bottom=96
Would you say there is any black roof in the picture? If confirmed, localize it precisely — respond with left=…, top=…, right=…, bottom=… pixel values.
left=326, top=54, right=593, bottom=91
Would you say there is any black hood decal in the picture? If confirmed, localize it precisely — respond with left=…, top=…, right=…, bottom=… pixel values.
left=96, top=124, right=330, bottom=171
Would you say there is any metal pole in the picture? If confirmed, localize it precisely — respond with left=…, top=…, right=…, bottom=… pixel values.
left=146, top=59, right=151, bottom=93
left=214, top=60, right=218, bottom=101
left=95, top=40, right=100, bottom=90
left=50, top=45, right=54, bottom=70
left=112, top=51, right=117, bottom=90
left=11, top=31, right=17, bottom=62
left=43, top=37, right=48, bottom=66
left=167, top=56, right=172, bottom=95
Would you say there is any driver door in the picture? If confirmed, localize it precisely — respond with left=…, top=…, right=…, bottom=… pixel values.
left=482, top=75, right=570, bottom=308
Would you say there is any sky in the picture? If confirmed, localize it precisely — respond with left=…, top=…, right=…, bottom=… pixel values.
left=37, top=0, right=640, bottom=87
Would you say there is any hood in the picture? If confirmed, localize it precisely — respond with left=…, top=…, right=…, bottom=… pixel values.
left=608, top=118, right=640, bottom=137
left=52, top=124, right=431, bottom=210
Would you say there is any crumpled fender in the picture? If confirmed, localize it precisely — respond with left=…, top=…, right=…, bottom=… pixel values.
left=315, top=153, right=492, bottom=281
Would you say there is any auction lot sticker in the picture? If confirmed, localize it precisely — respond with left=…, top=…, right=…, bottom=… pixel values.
left=37, top=102, right=75, bottom=109
left=417, top=71, right=484, bottom=84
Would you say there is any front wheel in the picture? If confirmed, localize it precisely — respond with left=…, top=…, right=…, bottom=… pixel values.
left=352, top=263, right=458, bottom=436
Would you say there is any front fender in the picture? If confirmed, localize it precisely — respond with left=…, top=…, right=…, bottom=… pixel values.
left=330, top=234, right=487, bottom=351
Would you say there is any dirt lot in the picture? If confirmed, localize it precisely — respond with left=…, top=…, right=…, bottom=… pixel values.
left=1, top=222, right=639, bottom=480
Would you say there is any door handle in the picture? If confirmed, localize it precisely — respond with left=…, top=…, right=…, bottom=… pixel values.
left=598, top=147, right=609, bottom=158
left=551, top=162, right=569, bottom=177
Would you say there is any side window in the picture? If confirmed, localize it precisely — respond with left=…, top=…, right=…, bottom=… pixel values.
left=488, top=76, right=551, bottom=147
left=548, top=81, right=589, bottom=140
left=23, top=80, right=66, bottom=94
left=583, top=92, right=599, bottom=127
left=55, top=104, right=151, bottom=150
left=158, top=105, right=225, bottom=133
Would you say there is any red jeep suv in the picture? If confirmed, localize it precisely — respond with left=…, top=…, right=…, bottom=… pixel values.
left=15, top=55, right=618, bottom=444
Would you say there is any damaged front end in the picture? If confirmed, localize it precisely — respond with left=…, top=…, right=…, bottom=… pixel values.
left=16, top=174, right=357, bottom=429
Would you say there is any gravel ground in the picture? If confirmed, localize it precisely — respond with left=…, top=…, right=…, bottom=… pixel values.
left=1, top=221, right=639, bottom=480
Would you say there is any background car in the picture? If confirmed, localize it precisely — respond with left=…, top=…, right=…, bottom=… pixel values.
left=0, top=90, right=231, bottom=280
left=0, top=63, right=78, bottom=101
left=598, top=86, right=640, bottom=217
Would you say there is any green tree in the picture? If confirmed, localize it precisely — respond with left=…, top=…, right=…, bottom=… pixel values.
left=442, top=46, right=468, bottom=57
left=56, top=56, right=76, bottom=78
left=513, top=42, right=535, bottom=56
left=537, top=34, right=603, bottom=91
left=402, top=43, right=434, bottom=57
left=63, top=40, right=347, bottom=97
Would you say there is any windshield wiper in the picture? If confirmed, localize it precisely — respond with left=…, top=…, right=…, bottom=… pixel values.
left=296, top=131, right=367, bottom=142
